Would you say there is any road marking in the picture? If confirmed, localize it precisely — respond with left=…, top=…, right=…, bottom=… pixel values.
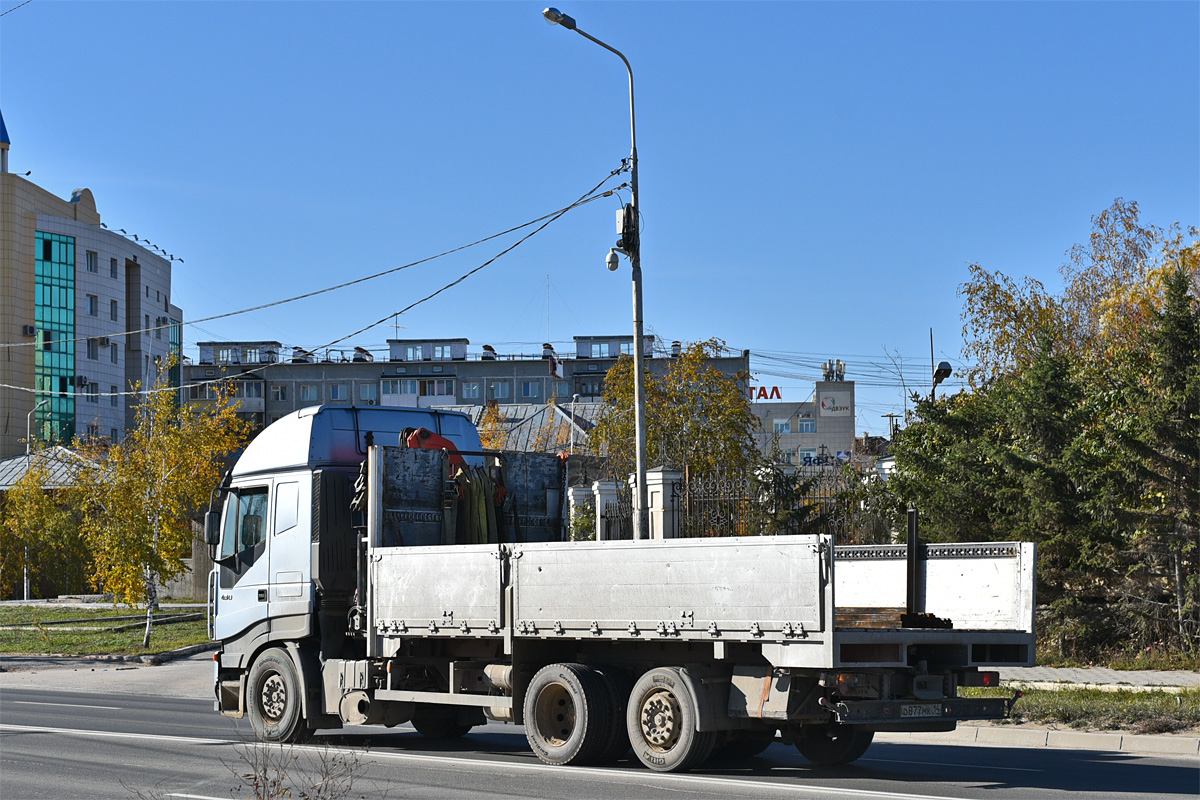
left=863, top=757, right=1040, bottom=773
left=0, top=724, right=221, bottom=745
left=11, top=700, right=120, bottom=710
left=0, top=724, right=979, bottom=800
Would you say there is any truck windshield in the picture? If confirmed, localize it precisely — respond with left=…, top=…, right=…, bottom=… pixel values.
left=220, top=488, right=269, bottom=560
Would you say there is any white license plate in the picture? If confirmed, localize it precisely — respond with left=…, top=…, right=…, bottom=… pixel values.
left=900, top=703, right=942, bottom=718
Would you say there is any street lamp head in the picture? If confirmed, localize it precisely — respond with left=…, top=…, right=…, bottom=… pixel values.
left=606, top=248, right=621, bottom=271
left=932, top=361, right=953, bottom=388
left=542, top=7, right=577, bottom=30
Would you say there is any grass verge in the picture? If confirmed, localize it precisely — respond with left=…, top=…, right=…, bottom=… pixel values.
left=963, top=686, right=1200, bottom=735
left=0, top=605, right=211, bottom=656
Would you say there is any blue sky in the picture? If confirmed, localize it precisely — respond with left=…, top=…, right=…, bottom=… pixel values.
left=3, top=1, right=1196, bottom=435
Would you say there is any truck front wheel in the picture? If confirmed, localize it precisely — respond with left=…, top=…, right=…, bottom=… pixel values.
left=246, top=648, right=310, bottom=743
left=795, top=723, right=873, bottom=766
left=626, top=667, right=715, bottom=773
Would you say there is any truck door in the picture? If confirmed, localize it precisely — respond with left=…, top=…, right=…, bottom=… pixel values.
left=213, top=486, right=271, bottom=642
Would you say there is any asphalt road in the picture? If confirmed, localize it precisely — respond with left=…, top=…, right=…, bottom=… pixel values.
left=1, top=685, right=1196, bottom=800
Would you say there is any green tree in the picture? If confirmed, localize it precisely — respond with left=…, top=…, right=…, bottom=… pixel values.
left=0, top=448, right=90, bottom=599
left=590, top=339, right=760, bottom=478
left=1106, top=266, right=1200, bottom=648
left=73, top=364, right=248, bottom=647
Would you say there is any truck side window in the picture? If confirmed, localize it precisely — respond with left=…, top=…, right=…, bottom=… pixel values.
left=274, top=482, right=299, bottom=535
left=220, top=488, right=269, bottom=560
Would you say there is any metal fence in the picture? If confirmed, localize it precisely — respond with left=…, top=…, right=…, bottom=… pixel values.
left=599, top=481, right=633, bottom=540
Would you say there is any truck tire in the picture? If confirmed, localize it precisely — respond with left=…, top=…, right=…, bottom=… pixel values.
left=710, top=729, right=776, bottom=761
left=795, top=724, right=873, bottom=766
left=524, top=663, right=609, bottom=766
left=592, top=666, right=632, bottom=764
left=411, top=705, right=473, bottom=739
left=626, top=667, right=715, bottom=773
left=246, top=648, right=310, bottom=743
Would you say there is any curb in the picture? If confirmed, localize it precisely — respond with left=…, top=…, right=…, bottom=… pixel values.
left=878, top=724, right=1200, bottom=758
left=0, top=641, right=218, bottom=668
left=1005, top=680, right=1191, bottom=694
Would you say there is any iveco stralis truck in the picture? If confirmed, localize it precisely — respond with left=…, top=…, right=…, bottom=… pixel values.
left=207, top=405, right=1034, bottom=773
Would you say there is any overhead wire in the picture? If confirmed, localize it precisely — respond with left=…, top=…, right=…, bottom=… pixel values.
left=5, top=168, right=629, bottom=399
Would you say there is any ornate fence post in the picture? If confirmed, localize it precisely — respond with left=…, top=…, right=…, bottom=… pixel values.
left=567, top=486, right=595, bottom=540
left=592, top=480, right=621, bottom=540
left=645, top=467, right=682, bottom=539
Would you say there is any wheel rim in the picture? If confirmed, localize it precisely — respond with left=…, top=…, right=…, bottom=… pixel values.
left=532, top=682, right=576, bottom=746
left=260, top=673, right=287, bottom=722
left=639, top=687, right=682, bottom=752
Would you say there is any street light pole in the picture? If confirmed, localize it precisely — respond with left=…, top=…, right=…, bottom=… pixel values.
left=24, top=398, right=48, bottom=601
left=543, top=7, right=648, bottom=539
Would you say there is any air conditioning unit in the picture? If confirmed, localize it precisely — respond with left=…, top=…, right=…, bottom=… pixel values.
left=97, top=337, right=112, bottom=348
left=75, top=375, right=90, bottom=387
left=367, top=399, right=377, bottom=406
left=22, top=324, right=37, bottom=337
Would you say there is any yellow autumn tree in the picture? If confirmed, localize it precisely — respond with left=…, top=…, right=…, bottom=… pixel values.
left=590, top=338, right=760, bottom=478
left=477, top=400, right=508, bottom=450
left=73, top=361, right=248, bottom=647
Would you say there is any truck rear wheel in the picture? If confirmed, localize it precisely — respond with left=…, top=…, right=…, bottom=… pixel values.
left=246, top=648, right=309, bottom=743
left=411, top=705, right=473, bottom=739
left=593, top=666, right=632, bottom=764
left=710, top=729, right=776, bottom=761
left=626, top=667, right=715, bottom=773
left=795, top=723, right=873, bottom=766
left=524, top=663, right=609, bottom=766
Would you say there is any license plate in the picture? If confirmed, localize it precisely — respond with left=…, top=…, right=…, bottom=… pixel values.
left=901, top=703, right=942, bottom=718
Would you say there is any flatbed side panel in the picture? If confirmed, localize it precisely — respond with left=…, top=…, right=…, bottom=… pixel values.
left=834, top=542, right=1035, bottom=632
left=370, top=544, right=503, bottom=640
left=511, top=535, right=827, bottom=642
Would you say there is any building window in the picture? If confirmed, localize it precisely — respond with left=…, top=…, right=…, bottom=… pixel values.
left=360, top=384, right=378, bottom=402
left=463, top=381, right=480, bottom=399
left=330, top=384, right=348, bottom=401
left=432, top=345, right=450, bottom=361
left=86, top=339, right=99, bottom=360
left=87, top=295, right=98, bottom=316
left=110, top=299, right=118, bottom=321
left=110, top=428, right=119, bottom=442
left=145, top=314, right=150, bottom=335
left=110, top=385, right=119, bottom=407
left=300, top=385, right=318, bottom=403
left=110, top=257, right=118, bottom=278
left=87, top=383, right=99, bottom=403
left=405, top=345, right=422, bottom=361
left=590, top=343, right=609, bottom=358
left=798, top=448, right=818, bottom=466
left=777, top=450, right=794, bottom=465
left=400, top=379, right=420, bottom=395
left=774, top=419, right=791, bottom=434
left=620, top=341, right=635, bottom=356
left=145, top=285, right=150, bottom=297
left=522, top=380, right=539, bottom=399
left=555, top=381, right=569, bottom=397
left=244, top=347, right=260, bottom=363
left=86, top=251, right=98, bottom=273
left=243, top=382, right=263, bottom=399
left=492, top=382, right=510, bottom=400
left=217, top=347, right=231, bottom=363
left=155, top=316, right=162, bottom=339
left=796, top=419, right=817, bottom=434
left=86, top=424, right=98, bottom=437
left=270, top=384, right=287, bottom=402
left=110, top=343, right=119, bottom=364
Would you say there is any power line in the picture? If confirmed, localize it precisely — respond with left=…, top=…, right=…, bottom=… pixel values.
left=2, top=172, right=627, bottom=351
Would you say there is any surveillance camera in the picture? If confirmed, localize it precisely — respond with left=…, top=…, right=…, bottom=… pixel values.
left=606, top=249, right=620, bottom=271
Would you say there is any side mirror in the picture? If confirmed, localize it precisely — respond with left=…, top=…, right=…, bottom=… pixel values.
left=204, top=510, right=221, bottom=547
